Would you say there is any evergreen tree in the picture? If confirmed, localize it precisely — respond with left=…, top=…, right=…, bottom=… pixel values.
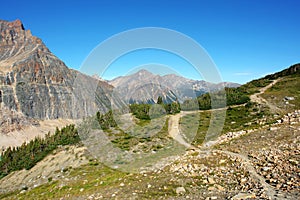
left=157, top=96, right=163, bottom=104
left=0, top=124, right=80, bottom=179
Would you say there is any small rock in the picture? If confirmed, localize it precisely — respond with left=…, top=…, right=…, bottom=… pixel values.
left=262, top=167, right=271, bottom=171
left=269, top=127, right=278, bottom=131
left=219, top=159, right=226, bottom=164
left=232, top=193, right=256, bottom=200
left=21, top=185, right=28, bottom=191
left=176, top=187, right=186, bottom=195
left=20, top=190, right=26, bottom=194
left=215, top=184, right=225, bottom=191
left=287, top=181, right=293, bottom=185
left=289, top=159, right=298, bottom=165
left=208, top=177, right=215, bottom=184
left=208, top=186, right=215, bottom=191
left=240, top=178, right=247, bottom=183
left=270, top=178, right=277, bottom=183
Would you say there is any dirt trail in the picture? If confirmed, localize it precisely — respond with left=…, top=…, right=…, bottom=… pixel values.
left=168, top=115, right=289, bottom=199
left=168, top=112, right=195, bottom=149
left=168, top=79, right=283, bottom=149
left=250, top=79, right=282, bottom=112
left=216, top=150, right=278, bottom=199
left=167, top=108, right=288, bottom=199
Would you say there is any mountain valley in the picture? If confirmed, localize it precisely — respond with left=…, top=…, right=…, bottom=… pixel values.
left=0, top=19, right=299, bottom=200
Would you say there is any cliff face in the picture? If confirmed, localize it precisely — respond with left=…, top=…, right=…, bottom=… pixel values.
left=0, top=19, right=116, bottom=124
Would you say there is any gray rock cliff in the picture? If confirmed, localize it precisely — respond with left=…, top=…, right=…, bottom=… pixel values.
left=0, top=19, right=119, bottom=127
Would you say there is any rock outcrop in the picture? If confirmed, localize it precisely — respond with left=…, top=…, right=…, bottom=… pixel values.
left=0, top=19, right=121, bottom=131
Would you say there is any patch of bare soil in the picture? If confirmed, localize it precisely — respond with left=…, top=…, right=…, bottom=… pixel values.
left=0, top=119, right=77, bottom=151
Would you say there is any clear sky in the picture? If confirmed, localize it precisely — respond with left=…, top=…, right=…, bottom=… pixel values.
left=1, top=0, right=299, bottom=83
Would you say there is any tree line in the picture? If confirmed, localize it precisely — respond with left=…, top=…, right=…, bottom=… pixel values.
left=96, top=110, right=117, bottom=130
left=181, top=87, right=250, bottom=111
left=0, top=124, right=80, bottom=179
left=129, top=87, right=250, bottom=116
left=129, top=96, right=181, bottom=120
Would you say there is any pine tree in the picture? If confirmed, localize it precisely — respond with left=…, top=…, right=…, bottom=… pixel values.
left=157, top=96, right=163, bottom=104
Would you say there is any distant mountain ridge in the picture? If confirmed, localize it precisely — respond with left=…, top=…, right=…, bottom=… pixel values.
left=109, top=69, right=240, bottom=104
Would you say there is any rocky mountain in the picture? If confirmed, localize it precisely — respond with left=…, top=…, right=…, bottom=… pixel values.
left=109, top=69, right=240, bottom=103
left=0, top=19, right=121, bottom=132
left=0, top=19, right=241, bottom=133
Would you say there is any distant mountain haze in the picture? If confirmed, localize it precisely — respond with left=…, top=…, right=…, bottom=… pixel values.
left=109, top=69, right=240, bottom=104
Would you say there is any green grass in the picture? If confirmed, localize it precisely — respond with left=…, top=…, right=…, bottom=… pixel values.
left=262, top=74, right=300, bottom=111
left=180, top=102, right=275, bottom=146
left=180, top=112, right=211, bottom=146
left=108, top=117, right=170, bottom=152
left=2, top=161, right=180, bottom=200
left=110, top=129, right=140, bottom=151
left=179, top=113, right=200, bottom=143
left=240, top=78, right=273, bottom=95
left=4, top=164, right=127, bottom=200
left=222, top=103, right=273, bottom=133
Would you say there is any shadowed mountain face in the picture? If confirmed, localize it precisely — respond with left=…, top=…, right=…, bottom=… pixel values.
left=0, top=19, right=119, bottom=124
left=109, top=69, right=240, bottom=104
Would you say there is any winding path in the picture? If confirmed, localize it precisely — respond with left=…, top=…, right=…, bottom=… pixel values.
left=168, top=113, right=291, bottom=199
left=167, top=78, right=294, bottom=199
left=250, top=79, right=282, bottom=112
left=168, top=112, right=195, bottom=149
left=216, top=150, right=278, bottom=199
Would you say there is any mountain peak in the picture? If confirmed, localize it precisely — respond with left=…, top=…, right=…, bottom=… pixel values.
left=0, top=19, right=118, bottom=124
left=134, top=69, right=155, bottom=77
left=7, top=19, right=24, bottom=30
left=0, top=19, right=31, bottom=40
left=0, top=19, right=41, bottom=61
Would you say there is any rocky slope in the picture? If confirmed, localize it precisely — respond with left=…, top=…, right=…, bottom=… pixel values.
left=0, top=64, right=299, bottom=199
left=0, top=19, right=121, bottom=133
left=109, top=69, right=240, bottom=104
left=1, top=109, right=298, bottom=199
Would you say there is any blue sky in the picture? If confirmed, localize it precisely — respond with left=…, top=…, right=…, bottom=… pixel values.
left=1, top=0, right=299, bottom=83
